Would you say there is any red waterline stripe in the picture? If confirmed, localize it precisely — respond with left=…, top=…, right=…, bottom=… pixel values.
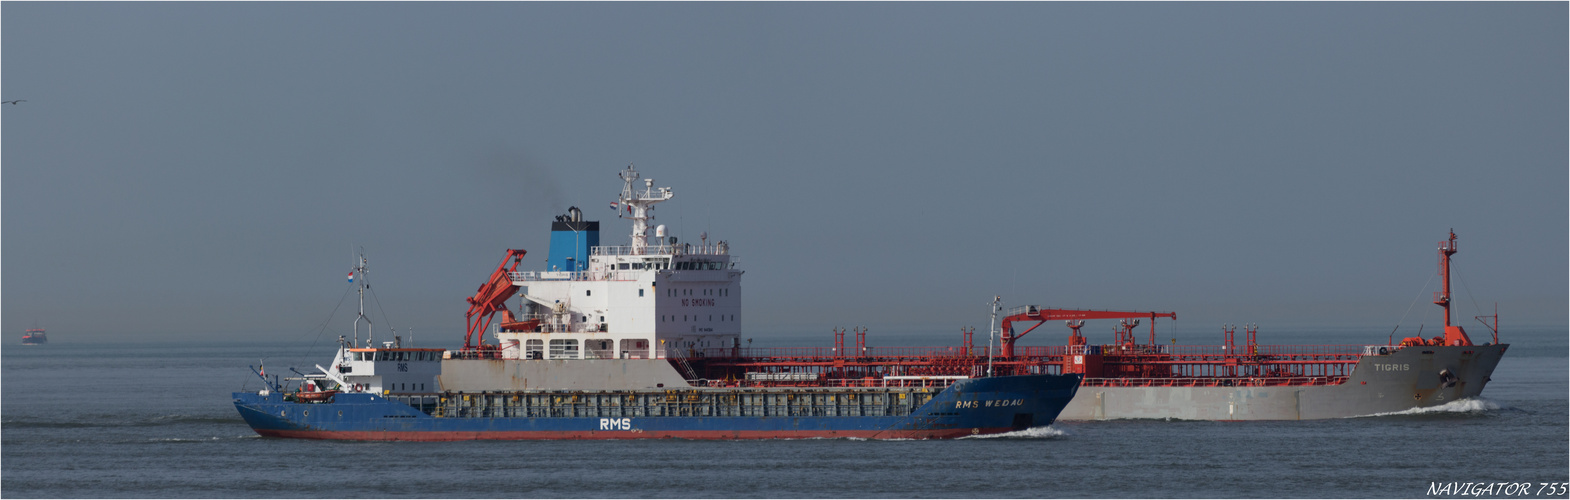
left=255, top=427, right=1011, bottom=441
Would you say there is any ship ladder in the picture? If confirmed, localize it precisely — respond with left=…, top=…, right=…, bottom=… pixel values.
left=674, top=355, right=699, bottom=381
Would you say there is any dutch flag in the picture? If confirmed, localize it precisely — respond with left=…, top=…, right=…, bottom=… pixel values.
left=347, top=272, right=354, bottom=283
left=609, top=202, right=619, bottom=211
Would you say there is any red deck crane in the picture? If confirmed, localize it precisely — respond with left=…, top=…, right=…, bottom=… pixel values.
left=999, top=306, right=1176, bottom=358
left=464, top=249, right=529, bottom=350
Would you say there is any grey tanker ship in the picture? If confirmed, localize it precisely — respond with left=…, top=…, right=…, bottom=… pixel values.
left=988, top=230, right=1506, bottom=420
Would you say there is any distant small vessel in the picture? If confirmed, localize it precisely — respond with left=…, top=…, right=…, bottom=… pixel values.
left=21, top=328, right=47, bottom=345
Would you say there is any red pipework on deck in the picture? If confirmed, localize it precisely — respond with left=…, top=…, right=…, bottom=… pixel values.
left=464, top=249, right=529, bottom=350
left=673, top=341, right=1363, bottom=388
left=1245, top=324, right=1258, bottom=356
left=1066, top=320, right=1087, bottom=347
left=1000, top=308, right=1176, bottom=358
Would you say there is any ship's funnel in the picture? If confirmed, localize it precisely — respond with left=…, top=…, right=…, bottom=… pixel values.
left=547, top=211, right=599, bottom=272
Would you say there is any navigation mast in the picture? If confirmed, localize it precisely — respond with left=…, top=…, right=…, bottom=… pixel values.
left=617, top=165, right=674, bottom=254
left=351, top=251, right=372, bottom=347
left=1434, top=230, right=1474, bottom=346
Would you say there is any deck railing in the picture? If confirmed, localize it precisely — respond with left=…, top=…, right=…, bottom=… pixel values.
left=1082, top=376, right=1349, bottom=387
left=685, top=346, right=996, bottom=360
left=508, top=264, right=739, bottom=283
left=677, top=343, right=1380, bottom=360
left=1156, top=344, right=1373, bottom=357
left=592, top=244, right=733, bottom=256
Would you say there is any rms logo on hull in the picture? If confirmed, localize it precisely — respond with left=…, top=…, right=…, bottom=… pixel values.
left=599, top=418, right=633, bottom=430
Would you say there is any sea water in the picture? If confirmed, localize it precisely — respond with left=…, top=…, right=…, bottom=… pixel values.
left=3, top=327, right=1565, bottom=498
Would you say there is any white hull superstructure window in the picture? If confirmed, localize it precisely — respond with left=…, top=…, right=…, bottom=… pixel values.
left=586, top=339, right=614, bottom=359
left=619, top=339, right=649, bottom=359
left=549, top=339, right=579, bottom=360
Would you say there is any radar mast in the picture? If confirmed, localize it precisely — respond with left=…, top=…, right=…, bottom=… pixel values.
left=617, top=164, right=673, bottom=254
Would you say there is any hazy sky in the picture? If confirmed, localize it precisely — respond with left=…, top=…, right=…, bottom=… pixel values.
left=4, top=2, right=1565, bottom=345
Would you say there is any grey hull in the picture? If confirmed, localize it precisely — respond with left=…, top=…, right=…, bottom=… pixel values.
left=1058, top=344, right=1507, bottom=420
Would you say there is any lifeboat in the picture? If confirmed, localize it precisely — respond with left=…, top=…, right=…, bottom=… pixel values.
left=293, top=390, right=338, bottom=403
left=499, top=318, right=542, bottom=333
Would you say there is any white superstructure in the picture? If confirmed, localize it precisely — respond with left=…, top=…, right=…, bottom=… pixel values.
left=495, top=165, right=743, bottom=361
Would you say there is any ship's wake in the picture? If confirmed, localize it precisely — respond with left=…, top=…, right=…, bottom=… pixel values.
left=1350, top=398, right=1503, bottom=418
left=958, top=425, right=1068, bottom=440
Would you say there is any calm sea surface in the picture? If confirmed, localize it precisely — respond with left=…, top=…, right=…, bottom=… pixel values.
left=4, top=327, right=1566, bottom=498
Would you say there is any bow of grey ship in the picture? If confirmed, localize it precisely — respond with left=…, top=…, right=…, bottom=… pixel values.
left=234, top=165, right=1081, bottom=440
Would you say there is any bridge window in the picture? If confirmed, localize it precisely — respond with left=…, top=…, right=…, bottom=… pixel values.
left=639, top=289, right=644, bottom=297
left=586, top=290, right=592, bottom=296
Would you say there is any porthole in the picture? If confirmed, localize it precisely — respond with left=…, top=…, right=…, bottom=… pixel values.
left=338, top=411, right=343, bottom=417
left=304, top=410, right=309, bottom=417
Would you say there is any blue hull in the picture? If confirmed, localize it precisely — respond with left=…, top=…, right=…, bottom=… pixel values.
left=234, top=374, right=1081, bottom=440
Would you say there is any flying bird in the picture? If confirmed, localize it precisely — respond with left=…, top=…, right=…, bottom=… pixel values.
left=2, top=100, right=24, bottom=105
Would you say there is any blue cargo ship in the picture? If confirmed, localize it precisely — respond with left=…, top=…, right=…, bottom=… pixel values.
left=234, top=165, right=1081, bottom=440
left=235, top=374, right=1079, bottom=440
